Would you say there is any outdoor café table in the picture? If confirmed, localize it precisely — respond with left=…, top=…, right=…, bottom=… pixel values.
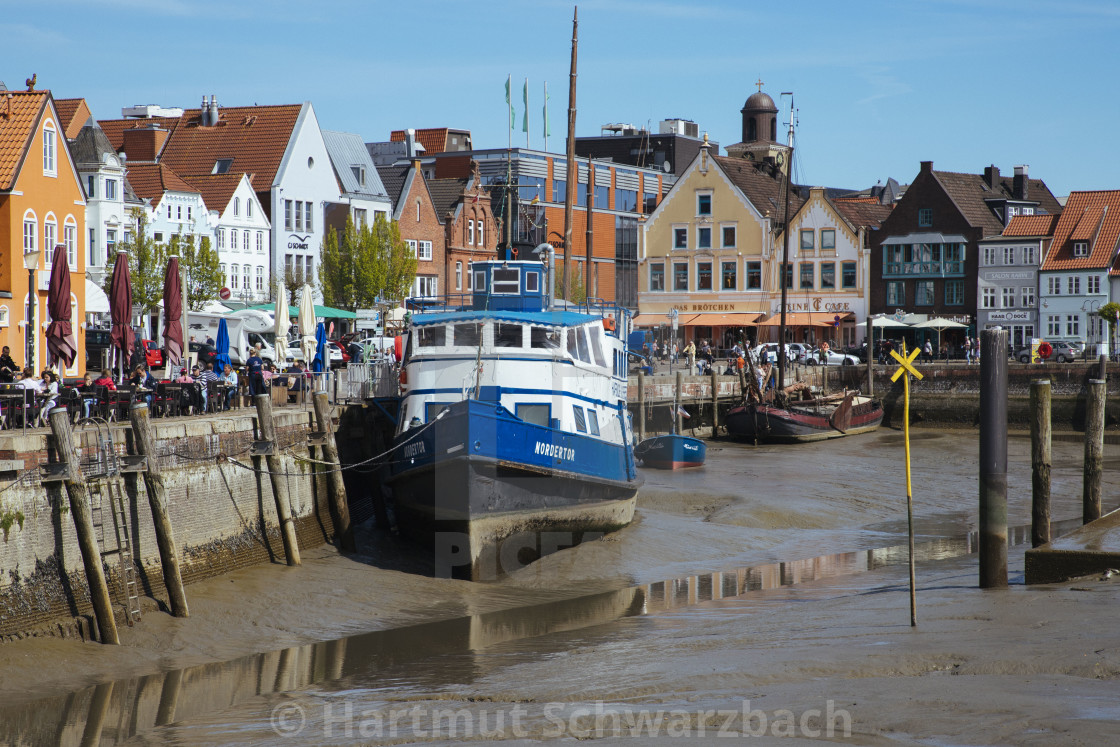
left=0, top=391, right=29, bottom=430
left=157, top=383, right=181, bottom=417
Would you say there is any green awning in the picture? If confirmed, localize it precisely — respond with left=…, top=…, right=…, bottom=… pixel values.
left=245, top=303, right=358, bottom=319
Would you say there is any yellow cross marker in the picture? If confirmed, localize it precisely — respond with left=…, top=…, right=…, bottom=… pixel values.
left=890, top=346, right=924, bottom=382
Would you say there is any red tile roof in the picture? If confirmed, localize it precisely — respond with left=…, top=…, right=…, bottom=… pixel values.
left=1002, top=214, right=1058, bottom=237
left=833, top=199, right=893, bottom=231
left=184, top=172, right=246, bottom=216
left=391, top=128, right=450, bottom=155
left=0, top=90, right=48, bottom=190
left=98, top=116, right=181, bottom=153
left=1039, top=190, right=1120, bottom=272
left=53, top=97, right=91, bottom=140
left=124, top=162, right=201, bottom=203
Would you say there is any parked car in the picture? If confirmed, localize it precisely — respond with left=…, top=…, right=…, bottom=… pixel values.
left=1015, top=340, right=1082, bottom=364
left=786, top=342, right=813, bottom=362
left=751, top=343, right=794, bottom=365
left=140, top=338, right=163, bottom=369
left=329, top=340, right=349, bottom=367
left=189, top=341, right=218, bottom=367
left=804, top=348, right=859, bottom=366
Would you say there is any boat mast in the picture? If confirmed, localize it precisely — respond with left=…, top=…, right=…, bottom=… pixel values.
left=777, top=92, right=794, bottom=394
left=562, top=6, right=578, bottom=301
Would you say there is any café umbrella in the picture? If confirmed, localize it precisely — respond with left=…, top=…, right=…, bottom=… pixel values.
left=298, top=284, right=317, bottom=365
left=109, top=250, right=135, bottom=380
left=273, top=289, right=290, bottom=364
left=45, top=245, right=77, bottom=368
left=163, top=256, right=184, bottom=369
left=911, top=317, right=968, bottom=356
left=213, top=318, right=232, bottom=371
left=312, top=321, right=327, bottom=374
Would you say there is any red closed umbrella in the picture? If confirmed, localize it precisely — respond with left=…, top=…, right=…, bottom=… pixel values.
left=163, top=256, right=183, bottom=368
left=45, top=244, right=77, bottom=368
left=108, top=250, right=134, bottom=378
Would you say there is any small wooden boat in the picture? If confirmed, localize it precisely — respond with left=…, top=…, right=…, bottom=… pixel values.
left=635, top=433, right=707, bottom=469
left=725, top=390, right=883, bottom=443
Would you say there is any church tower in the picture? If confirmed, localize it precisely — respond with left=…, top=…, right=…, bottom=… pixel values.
left=725, top=79, right=791, bottom=176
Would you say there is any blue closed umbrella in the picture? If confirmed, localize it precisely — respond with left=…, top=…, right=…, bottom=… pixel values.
left=214, top=318, right=232, bottom=371
left=312, top=322, right=327, bottom=374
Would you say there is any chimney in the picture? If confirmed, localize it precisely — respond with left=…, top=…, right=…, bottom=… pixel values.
left=121, top=124, right=168, bottom=161
left=209, top=95, right=220, bottom=125
left=1013, top=165, right=1029, bottom=200
left=199, top=95, right=209, bottom=126
left=405, top=128, right=417, bottom=157
left=920, top=160, right=933, bottom=175
left=983, top=164, right=1000, bottom=189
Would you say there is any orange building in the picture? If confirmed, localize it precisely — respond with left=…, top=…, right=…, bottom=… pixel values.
left=0, top=88, right=87, bottom=376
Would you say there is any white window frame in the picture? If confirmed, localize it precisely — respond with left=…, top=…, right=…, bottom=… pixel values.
left=983, top=247, right=997, bottom=266
left=672, top=224, right=688, bottom=250
left=455, top=261, right=463, bottom=290
left=256, top=266, right=264, bottom=291
left=1003, top=247, right=1016, bottom=265
left=406, top=239, right=418, bottom=257
left=42, top=122, right=57, bottom=176
left=43, top=215, right=57, bottom=265
left=22, top=212, right=37, bottom=256
left=230, top=264, right=239, bottom=289
left=720, top=223, right=737, bottom=249
left=417, top=240, right=433, bottom=261
left=257, top=231, right=264, bottom=253
left=1001, top=287, right=1015, bottom=308
left=1021, top=286, right=1035, bottom=307
left=981, top=287, right=996, bottom=309
left=1073, top=241, right=1089, bottom=257
left=64, top=217, right=77, bottom=268
left=467, top=219, right=475, bottom=245
left=1067, top=315, right=1080, bottom=337
left=1048, top=276, right=1061, bottom=295
left=1088, top=275, right=1101, bottom=294
left=1068, top=276, right=1080, bottom=295
left=476, top=220, right=484, bottom=246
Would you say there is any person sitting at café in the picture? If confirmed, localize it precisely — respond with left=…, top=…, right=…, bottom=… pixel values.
left=93, top=369, right=117, bottom=391
left=128, top=365, right=157, bottom=407
left=221, top=364, right=238, bottom=410
left=78, top=372, right=97, bottom=418
left=0, top=347, right=18, bottom=382
left=288, top=361, right=309, bottom=398
left=38, top=369, right=60, bottom=425
left=194, top=364, right=219, bottom=410
left=15, top=367, right=39, bottom=390
left=173, top=366, right=193, bottom=384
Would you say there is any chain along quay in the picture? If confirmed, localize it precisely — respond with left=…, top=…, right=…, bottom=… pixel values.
left=2, top=357, right=1120, bottom=742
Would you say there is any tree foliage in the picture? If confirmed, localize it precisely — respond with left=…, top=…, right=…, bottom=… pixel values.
left=104, top=208, right=166, bottom=317
left=555, top=260, right=587, bottom=304
left=1097, top=302, right=1120, bottom=326
left=318, top=215, right=417, bottom=310
left=284, top=265, right=308, bottom=304
left=169, top=232, right=223, bottom=311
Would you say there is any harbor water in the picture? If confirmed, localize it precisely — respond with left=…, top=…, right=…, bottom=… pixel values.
left=4, top=428, right=1120, bottom=744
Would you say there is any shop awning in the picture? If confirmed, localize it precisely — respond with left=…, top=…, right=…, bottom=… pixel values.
left=681, top=312, right=762, bottom=326
left=85, top=279, right=109, bottom=314
left=756, top=313, right=841, bottom=327
left=632, top=313, right=673, bottom=327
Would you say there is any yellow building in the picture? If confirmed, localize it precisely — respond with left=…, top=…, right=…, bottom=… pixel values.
left=638, top=139, right=796, bottom=347
left=0, top=88, right=87, bottom=375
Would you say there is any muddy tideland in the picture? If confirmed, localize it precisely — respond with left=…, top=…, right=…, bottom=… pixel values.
left=3, top=428, right=1120, bottom=744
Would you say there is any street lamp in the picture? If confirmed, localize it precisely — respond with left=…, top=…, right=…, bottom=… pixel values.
left=22, top=246, right=40, bottom=370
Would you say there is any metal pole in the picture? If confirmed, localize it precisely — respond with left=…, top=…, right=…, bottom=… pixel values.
left=562, top=7, right=578, bottom=301
left=674, top=370, right=683, bottom=434
left=979, top=327, right=1008, bottom=588
left=1084, top=378, right=1106, bottom=524
left=710, top=369, right=719, bottom=436
left=1030, top=380, right=1051, bottom=547
left=585, top=155, right=593, bottom=298
left=637, top=369, right=646, bottom=442
left=903, top=340, right=916, bottom=626
left=26, top=267, right=34, bottom=371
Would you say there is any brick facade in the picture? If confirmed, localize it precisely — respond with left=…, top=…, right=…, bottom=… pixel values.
left=397, top=163, right=447, bottom=297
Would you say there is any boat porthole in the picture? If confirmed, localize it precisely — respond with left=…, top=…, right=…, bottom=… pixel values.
left=474, top=440, right=481, bottom=451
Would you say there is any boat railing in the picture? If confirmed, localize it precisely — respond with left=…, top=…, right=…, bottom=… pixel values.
left=576, top=298, right=633, bottom=339
left=403, top=294, right=474, bottom=313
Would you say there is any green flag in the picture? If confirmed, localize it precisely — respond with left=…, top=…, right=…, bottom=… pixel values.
left=522, top=78, right=529, bottom=133
left=505, top=75, right=514, bottom=130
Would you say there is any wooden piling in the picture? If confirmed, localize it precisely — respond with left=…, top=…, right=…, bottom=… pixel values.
left=1099, top=353, right=1107, bottom=382
left=637, top=370, right=646, bottom=442
left=978, top=328, right=1008, bottom=588
left=709, top=370, right=719, bottom=436
left=128, top=404, right=189, bottom=617
left=1084, top=378, right=1106, bottom=524
left=312, top=392, right=354, bottom=552
left=254, top=394, right=301, bottom=566
left=674, top=371, right=683, bottom=434
left=1029, top=380, right=1052, bottom=548
left=866, top=316, right=874, bottom=396
left=48, top=409, right=119, bottom=644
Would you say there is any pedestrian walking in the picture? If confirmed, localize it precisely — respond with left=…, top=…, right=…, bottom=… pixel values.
left=922, top=339, right=933, bottom=363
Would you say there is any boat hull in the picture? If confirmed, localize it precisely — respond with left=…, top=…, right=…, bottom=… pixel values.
left=388, top=399, right=640, bottom=580
left=636, top=435, right=707, bottom=469
left=725, top=397, right=884, bottom=443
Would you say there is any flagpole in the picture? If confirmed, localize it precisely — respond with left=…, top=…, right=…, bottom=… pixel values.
left=543, top=81, right=549, bottom=153
left=524, top=77, right=530, bottom=150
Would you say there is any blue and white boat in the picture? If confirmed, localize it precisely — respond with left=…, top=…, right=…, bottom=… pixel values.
left=635, top=433, right=707, bottom=470
left=388, top=257, right=641, bottom=580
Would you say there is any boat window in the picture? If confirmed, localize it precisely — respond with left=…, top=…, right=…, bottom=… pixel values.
left=566, top=328, right=579, bottom=358
left=492, top=268, right=520, bottom=295
left=495, top=323, right=524, bottom=347
left=525, top=271, right=539, bottom=292
left=516, top=403, right=550, bottom=427
left=588, top=409, right=600, bottom=436
left=453, top=322, right=482, bottom=347
left=473, top=271, right=485, bottom=291
left=425, top=402, right=451, bottom=422
left=589, top=326, right=607, bottom=367
left=575, top=327, right=591, bottom=363
left=573, top=405, right=587, bottom=433
left=531, top=326, right=562, bottom=349
left=417, top=326, right=445, bottom=347
left=403, top=332, right=413, bottom=363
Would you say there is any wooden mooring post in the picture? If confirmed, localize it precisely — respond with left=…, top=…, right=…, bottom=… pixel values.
left=1084, top=378, right=1106, bottom=524
left=47, top=409, right=120, bottom=644
left=312, top=392, right=354, bottom=552
left=637, top=370, right=646, bottom=442
left=1030, top=380, right=1052, bottom=548
left=978, top=328, right=1008, bottom=588
left=128, top=404, right=189, bottom=617
left=709, top=370, right=719, bottom=436
left=254, top=394, right=301, bottom=566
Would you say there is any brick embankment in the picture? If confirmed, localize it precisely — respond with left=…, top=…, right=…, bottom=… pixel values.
left=0, top=408, right=347, bottom=641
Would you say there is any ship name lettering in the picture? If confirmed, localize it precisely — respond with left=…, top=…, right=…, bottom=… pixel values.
left=534, top=442, right=575, bottom=461
left=402, top=441, right=426, bottom=457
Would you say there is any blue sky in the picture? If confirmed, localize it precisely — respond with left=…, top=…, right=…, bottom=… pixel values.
left=5, top=0, right=1119, bottom=197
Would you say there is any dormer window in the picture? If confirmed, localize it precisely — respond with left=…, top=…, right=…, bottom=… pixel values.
left=351, top=165, right=366, bottom=186
left=1073, top=241, right=1089, bottom=257
left=212, top=158, right=233, bottom=175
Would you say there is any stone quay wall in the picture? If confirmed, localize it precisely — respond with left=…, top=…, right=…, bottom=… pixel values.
left=0, top=409, right=339, bottom=641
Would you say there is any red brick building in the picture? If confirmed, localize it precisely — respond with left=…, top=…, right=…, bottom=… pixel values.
left=377, top=160, right=446, bottom=298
